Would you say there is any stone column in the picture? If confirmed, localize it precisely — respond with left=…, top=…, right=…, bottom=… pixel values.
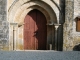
left=54, top=24, right=61, bottom=51
left=63, top=0, right=74, bottom=51
left=13, top=25, right=18, bottom=50
left=9, top=23, right=18, bottom=50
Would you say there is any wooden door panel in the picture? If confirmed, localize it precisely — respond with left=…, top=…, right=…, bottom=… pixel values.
left=24, top=9, right=47, bottom=50
left=29, top=12, right=36, bottom=49
left=36, top=10, right=47, bottom=50
left=24, top=11, right=36, bottom=50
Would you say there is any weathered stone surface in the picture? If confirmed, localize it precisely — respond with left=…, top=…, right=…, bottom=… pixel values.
left=0, top=0, right=9, bottom=50
left=72, top=0, right=80, bottom=50
left=63, top=0, right=74, bottom=51
left=74, top=0, right=80, bottom=18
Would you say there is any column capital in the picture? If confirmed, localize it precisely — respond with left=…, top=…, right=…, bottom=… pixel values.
left=54, top=24, right=61, bottom=30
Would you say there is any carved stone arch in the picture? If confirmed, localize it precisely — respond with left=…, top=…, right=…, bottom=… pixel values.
left=28, top=0, right=60, bottom=22
left=40, top=0, right=60, bottom=23
left=8, top=0, right=60, bottom=23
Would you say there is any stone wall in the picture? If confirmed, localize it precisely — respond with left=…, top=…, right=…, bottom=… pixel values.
left=72, top=0, right=80, bottom=51
left=63, top=0, right=80, bottom=51
left=0, top=0, right=9, bottom=50
left=63, top=0, right=74, bottom=51
left=74, top=0, right=80, bottom=18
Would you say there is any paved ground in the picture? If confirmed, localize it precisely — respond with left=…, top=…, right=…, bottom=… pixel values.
left=0, top=50, right=80, bottom=60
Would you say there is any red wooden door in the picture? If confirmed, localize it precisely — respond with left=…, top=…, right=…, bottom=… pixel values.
left=24, top=9, right=47, bottom=50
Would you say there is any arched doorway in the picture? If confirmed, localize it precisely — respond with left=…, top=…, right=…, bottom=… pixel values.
left=24, top=9, right=47, bottom=50
left=8, top=0, right=58, bottom=50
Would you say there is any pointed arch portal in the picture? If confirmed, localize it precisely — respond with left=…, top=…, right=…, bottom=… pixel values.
left=8, top=0, right=59, bottom=50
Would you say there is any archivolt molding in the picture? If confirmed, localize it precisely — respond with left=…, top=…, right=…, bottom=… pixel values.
left=8, top=0, right=60, bottom=24
left=14, top=2, right=57, bottom=25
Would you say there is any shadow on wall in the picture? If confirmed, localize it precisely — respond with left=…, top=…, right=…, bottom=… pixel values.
left=73, top=44, right=80, bottom=51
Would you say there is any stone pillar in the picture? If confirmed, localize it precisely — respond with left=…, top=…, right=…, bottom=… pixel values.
left=54, top=26, right=58, bottom=50
left=54, top=24, right=61, bottom=51
left=63, top=0, right=74, bottom=51
left=9, top=23, right=18, bottom=50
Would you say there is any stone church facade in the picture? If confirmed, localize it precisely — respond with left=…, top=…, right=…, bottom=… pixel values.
left=0, top=0, right=80, bottom=51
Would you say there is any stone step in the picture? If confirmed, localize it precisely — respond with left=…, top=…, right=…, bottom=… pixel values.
left=0, top=51, right=80, bottom=60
